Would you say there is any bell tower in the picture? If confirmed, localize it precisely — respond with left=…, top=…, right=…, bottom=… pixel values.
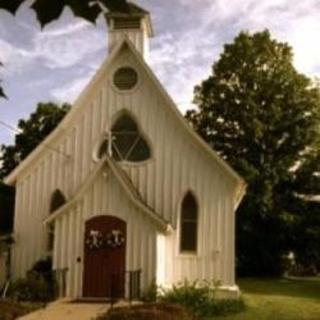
left=105, top=2, right=153, bottom=61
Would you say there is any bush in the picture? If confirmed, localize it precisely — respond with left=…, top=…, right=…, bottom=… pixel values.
left=288, top=263, right=318, bottom=277
left=7, top=257, right=56, bottom=302
left=160, top=280, right=245, bottom=318
left=96, top=303, right=196, bottom=320
left=8, top=275, right=53, bottom=302
left=142, top=281, right=159, bottom=303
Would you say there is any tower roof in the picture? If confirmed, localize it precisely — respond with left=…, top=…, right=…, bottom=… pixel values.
left=105, top=1, right=153, bottom=37
left=106, top=1, right=149, bottom=16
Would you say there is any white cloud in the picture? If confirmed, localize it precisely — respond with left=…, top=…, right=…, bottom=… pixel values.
left=0, top=18, right=107, bottom=75
left=1, top=0, right=320, bottom=147
left=149, top=12, right=220, bottom=112
left=148, top=0, right=320, bottom=113
left=0, top=40, right=39, bottom=78
left=39, top=21, right=91, bottom=37
left=50, top=73, right=93, bottom=102
left=289, top=15, right=320, bottom=75
left=27, top=21, right=106, bottom=69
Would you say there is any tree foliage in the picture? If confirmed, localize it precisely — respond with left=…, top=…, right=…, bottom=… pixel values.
left=186, top=30, right=320, bottom=276
left=0, top=0, right=130, bottom=26
left=0, top=102, right=70, bottom=180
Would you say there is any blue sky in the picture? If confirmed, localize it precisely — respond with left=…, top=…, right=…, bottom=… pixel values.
left=0, top=0, right=320, bottom=146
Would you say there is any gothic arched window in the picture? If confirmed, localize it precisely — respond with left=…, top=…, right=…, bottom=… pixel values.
left=50, top=189, right=67, bottom=213
left=111, top=113, right=151, bottom=162
left=48, top=189, right=66, bottom=253
left=180, top=192, right=198, bottom=253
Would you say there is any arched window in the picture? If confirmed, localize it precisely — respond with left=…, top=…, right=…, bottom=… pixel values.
left=180, top=192, right=198, bottom=253
left=50, top=189, right=66, bottom=213
left=111, top=113, right=151, bottom=162
left=48, top=190, right=66, bottom=253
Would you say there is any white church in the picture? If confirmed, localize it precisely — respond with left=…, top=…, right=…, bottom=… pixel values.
left=4, top=2, right=246, bottom=299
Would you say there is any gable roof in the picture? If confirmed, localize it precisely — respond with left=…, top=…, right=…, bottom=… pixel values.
left=5, top=38, right=127, bottom=185
left=44, top=155, right=171, bottom=232
left=5, top=37, right=245, bottom=194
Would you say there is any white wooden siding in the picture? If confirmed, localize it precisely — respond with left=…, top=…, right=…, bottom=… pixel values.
left=11, top=44, right=239, bottom=293
left=52, top=171, right=158, bottom=297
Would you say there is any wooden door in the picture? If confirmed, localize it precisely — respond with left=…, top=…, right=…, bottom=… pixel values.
left=83, top=215, right=126, bottom=298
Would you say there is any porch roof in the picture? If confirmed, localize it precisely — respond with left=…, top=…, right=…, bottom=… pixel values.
left=43, top=156, right=171, bottom=233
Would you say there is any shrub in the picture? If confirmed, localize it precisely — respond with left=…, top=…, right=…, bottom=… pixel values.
left=96, top=303, right=196, bottom=320
left=160, top=280, right=245, bottom=318
left=7, top=257, right=56, bottom=302
left=288, top=263, right=318, bottom=277
left=142, top=281, right=159, bottom=303
left=8, top=274, right=53, bottom=302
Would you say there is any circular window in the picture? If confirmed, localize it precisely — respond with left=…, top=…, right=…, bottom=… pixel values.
left=113, top=67, right=138, bottom=91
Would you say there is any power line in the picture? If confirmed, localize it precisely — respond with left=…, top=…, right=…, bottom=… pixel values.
left=0, top=119, right=71, bottom=160
left=0, top=120, right=19, bottom=133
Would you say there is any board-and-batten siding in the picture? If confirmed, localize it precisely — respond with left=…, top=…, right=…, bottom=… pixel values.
left=53, top=172, right=157, bottom=298
left=159, top=171, right=235, bottom=287
left=11, top=45, right=238, bottom=289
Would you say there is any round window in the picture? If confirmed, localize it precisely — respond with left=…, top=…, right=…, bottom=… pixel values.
left=113, top=67, right=138, bottom=91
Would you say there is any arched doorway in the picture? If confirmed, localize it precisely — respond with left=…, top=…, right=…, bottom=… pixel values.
left=83, top=215, right=126, bottom=298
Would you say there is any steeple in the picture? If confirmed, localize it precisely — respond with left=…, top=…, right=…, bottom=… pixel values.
left=105, top=2, right=153, bottom=61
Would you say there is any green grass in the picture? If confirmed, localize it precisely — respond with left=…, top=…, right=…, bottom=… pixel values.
left=213, top=277, right=320, bottom=320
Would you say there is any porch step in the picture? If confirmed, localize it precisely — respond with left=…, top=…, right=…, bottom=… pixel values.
left=72, top=297, right=113, bottom=303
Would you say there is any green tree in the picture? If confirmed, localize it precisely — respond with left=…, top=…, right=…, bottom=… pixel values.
left=283, top=151, right=320, bottom=274
left=186, top=30, right=320, bottom=276
left=0, top=102, right=70, bottom=180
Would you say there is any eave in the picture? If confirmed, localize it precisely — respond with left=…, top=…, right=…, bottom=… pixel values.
left=43, top=156, right=171, bottom=233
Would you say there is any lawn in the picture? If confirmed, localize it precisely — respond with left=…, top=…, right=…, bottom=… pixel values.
left=214, top=277, right=320, bottom=320
left=99, top=277, right=320, bottom=320
left=2, top=278, right=319, bottom=320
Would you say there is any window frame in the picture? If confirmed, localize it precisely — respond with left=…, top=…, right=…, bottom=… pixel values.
left=111, top=65, right=141, bottom=94
left=178, top=191, right=199, bottom=256
left=49, top=189, right=67, bottom=214
left=47, top=189, right=67, bottom=255
left=93, top=111, right=153, bottom=166
left=111, top=114, right=151, bottom=163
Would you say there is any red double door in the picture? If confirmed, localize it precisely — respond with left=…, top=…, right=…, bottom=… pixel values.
left=83, top=215, right=126, bottom=298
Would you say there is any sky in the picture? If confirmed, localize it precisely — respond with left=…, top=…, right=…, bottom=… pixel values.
left=0, top=0, right=320, bottom=146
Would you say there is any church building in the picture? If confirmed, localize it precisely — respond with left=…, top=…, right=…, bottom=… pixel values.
left=4, top=2, right=246, bottom=299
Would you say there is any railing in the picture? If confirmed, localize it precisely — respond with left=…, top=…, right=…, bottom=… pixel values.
left=128, top=269, right=141, bottom=301
left=109, top=269, right=142, bottom=305
left=52, top=268, right=141, bottom=302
